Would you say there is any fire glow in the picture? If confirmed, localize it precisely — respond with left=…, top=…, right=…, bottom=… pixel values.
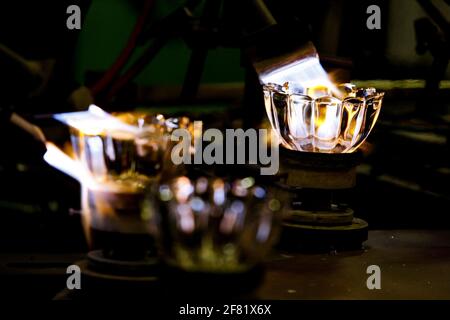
left=43, top=106, right=175, bottom=243
left=44, top=142, right=92, bottom=185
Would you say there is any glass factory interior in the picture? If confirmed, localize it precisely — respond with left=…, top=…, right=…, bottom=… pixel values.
left=0, top=0, right=449, bottom=300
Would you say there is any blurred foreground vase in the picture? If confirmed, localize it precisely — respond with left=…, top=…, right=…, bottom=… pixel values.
left=151, top=176, right=282, bottom=295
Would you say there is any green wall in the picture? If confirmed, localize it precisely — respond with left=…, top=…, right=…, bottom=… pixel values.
left=75, top=0, right=244, bottom=86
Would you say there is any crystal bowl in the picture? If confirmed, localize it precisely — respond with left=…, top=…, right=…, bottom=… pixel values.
left=263, top=83, right=384, bottom=153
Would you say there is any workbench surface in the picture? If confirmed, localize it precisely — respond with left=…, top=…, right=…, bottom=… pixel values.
left=1, top=230, right=450, bottom=300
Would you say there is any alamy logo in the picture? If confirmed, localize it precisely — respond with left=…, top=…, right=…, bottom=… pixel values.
left=170, top=122, right=280, bottom=175
left=366, top=5, right=381, bottom=30
left=66, top=5, right=81, bottom=30
left=366, top=265, right=381, bottom=290
left=66, top=265, right=81, bottom=290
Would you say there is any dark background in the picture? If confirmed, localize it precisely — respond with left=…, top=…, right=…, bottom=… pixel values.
left=0, top=0, right=449, bottom=300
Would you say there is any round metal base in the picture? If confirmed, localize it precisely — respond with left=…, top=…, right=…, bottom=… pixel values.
left=86, top=250, right=159, bottom=277
left=280, top=218, right=369, bottom=252
left=63, top=251, right=161, bottom=298
left=279, top=147, right=362, bottom=190
left=54, top=258, right=160, bottom=300
left=286, top=207, right=354, bottom=226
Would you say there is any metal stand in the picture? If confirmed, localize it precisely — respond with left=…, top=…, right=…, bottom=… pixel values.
left=278, top=147, right=368, bottom=251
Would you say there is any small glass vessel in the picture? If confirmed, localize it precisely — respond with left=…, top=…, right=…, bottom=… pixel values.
left=263, top=83, right=384, bottom=153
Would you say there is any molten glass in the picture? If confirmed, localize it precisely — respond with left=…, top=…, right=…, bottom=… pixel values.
left=263, top=83, right=384, bottom=153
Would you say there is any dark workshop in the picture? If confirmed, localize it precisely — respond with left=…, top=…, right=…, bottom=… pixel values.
left=0, top=0, right=450, bottom=308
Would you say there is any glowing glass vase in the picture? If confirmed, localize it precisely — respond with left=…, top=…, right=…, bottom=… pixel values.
left=263, top=83, right=384, bottom=153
